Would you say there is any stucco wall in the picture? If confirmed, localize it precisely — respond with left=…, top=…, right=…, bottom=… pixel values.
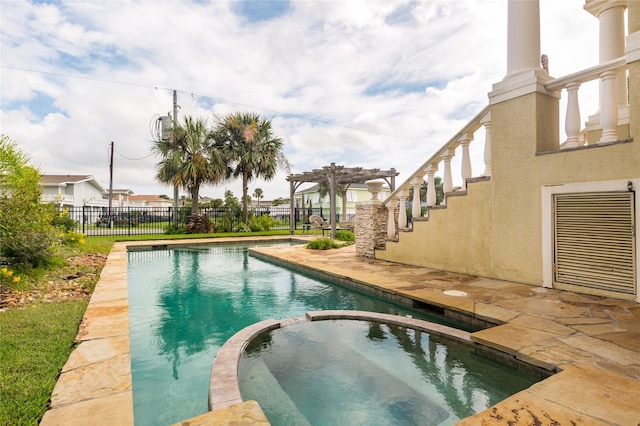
left=377, top=88, right=639, bottom=287
left=377, top=179, right=493, bottom=277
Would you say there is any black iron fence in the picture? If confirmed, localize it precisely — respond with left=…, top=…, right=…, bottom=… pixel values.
left=64, top=205, right=349, bottom=237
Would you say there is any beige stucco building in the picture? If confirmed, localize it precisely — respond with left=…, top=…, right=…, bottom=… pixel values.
left=372, top=0, right=640, bottom=303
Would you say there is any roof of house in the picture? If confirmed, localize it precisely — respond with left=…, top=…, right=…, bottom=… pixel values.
left=110, top=189, right=134, bottom=195
left=41, top=175, right=94, bottom=185
left=129, top=195, right=172, bottom=203
left=41, top=175, right=107, bottom=193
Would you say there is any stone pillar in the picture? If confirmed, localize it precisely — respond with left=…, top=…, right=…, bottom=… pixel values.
left=355, top=201, right=387, bottom=258
left=506, top=0, right=541, bottom=78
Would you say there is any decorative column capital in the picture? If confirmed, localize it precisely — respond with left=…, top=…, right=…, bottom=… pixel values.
left=424, top=163, right=438, bottom=175
left=440, top=148, right=455, bottom=161
left=457, top=131, right=474, bottom=145
left=584, top=0, right=627, bottom=18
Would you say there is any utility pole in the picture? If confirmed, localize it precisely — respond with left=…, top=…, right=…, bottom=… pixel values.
left=109, top=141, right=114, bottom=228
left=172, top=90, right=179, bottom=226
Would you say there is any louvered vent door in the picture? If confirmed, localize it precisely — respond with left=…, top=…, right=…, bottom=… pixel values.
left=554, top=192, right=636, bottom=294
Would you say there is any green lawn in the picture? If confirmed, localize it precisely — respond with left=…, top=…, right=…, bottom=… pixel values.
left=0, top=301, right=88, bottom=425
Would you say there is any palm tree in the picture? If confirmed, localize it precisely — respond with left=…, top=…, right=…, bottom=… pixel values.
left=153, top=116, right=225, bottom=214
left=252, top=188, right=264, bottom=209
left=215, top=112, right=289, bottom=223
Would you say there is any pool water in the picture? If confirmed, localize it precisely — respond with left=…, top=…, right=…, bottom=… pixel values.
left=127, top=242, right=460, bottom=425
left=240, top=320, right=539, bottom=426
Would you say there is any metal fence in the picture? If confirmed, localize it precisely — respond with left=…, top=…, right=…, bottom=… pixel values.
left=64, top=205, right=349, bottom=237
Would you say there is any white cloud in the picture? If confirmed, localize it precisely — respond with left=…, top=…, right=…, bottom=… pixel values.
left=0, top=0, right=607, bottom=200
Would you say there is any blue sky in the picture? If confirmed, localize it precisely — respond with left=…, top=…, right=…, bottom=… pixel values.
left=1, top=0, right=600, bottom=199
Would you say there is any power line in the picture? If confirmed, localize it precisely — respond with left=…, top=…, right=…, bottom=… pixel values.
left=2, top=64, right=423, bottom=143
left=114, top=147, right=154, bottom=161
left=1, top=65, right=166, bottom=91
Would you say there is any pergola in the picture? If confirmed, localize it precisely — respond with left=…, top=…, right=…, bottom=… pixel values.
left=287, top=163, right=399, bottom=237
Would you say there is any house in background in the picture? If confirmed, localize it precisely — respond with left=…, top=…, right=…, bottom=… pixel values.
left=297, top=183, right=390, bottom=221
left=129, top=195, right=173, bottom=208
left=375, top=0, right=639, bottom=303
left=110, top=189, right=134, bottom=207
left=40, top=175, right=107, bottom=208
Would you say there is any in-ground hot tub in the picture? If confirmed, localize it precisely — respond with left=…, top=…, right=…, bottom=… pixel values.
left=209, top=311, right=547, bottom=426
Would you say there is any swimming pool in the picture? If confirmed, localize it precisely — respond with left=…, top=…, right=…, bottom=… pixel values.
left=239, top=318, right=539, bottom=426
left=127, top=242, right=461, bottom=425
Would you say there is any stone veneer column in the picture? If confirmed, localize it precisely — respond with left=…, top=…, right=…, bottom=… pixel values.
left=355, top=201, right=388, bottom=258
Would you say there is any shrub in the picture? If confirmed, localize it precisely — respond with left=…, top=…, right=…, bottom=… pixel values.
left=335, top=230, right=355, bottom=242
left=306, top=237, right=340, bottom=250
left=0, top=135, right=58, bottom=267
left=50, top=206, right=77, bottom=232
left=249, top=214, right=276, bottom=232
left=164, top=223, right=186, bottom=235
left=60, top=231, right=85, bottom=246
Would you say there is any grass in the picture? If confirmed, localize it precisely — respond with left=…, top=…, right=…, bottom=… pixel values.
left=0, top=301, right=88, bottom=425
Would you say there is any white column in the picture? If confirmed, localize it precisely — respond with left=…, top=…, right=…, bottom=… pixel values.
left=458, top=132, right=473, bottom=189
left=506, top=0, right=541, bottom=77
left=441, top=149, right=454, bottom=205
left=411, top=176, right=423, bottom=219
left=425, top=164, right=438, bottom=207
left=386, top=201, right=396, bottom=239
left=599, top=70, right=619, bottom=142
left=480, top=112, right=492, bottom=176
left=598, top=3, right=627, bottom=105
left=564, top=82, right=582, bottom=148
left=397, top=190, right=408, bottom=230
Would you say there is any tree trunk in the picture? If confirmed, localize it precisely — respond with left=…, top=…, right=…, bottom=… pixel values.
left=242, top=170, right=249, bottom=223
left=191, top=183, right=199, bottom=215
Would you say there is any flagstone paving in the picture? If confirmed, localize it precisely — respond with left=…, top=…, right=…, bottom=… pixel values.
left=40, top=238, right=640, bottom=425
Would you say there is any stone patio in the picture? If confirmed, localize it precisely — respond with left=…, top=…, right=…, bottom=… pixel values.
left=40, top=237, right=640, bottom=425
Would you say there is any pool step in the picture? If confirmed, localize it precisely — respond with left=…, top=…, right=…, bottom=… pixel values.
left=240, top=357, right=312, bottom=426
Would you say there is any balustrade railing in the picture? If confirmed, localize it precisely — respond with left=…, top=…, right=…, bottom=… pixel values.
left=545, top=56, right=628, bottom=148
left=382, top=105, right=491, bottom=238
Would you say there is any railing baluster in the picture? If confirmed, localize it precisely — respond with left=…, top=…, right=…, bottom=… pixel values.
left=458, top=132, right=473, bottom=189
left=426, top=164, right=438, bottom=208
left=564, top=82, right=582, bottom=148
left=387, top=200, right=397, bottom=239
left=599, top=69, right=619, bottom=143
left=441, top=149, right=454, bottom=203
left=411, top=176, right=423, bottom=219
left=480, top=112, right=492, bottom=176
left=397, top=190, right=408, bottom=230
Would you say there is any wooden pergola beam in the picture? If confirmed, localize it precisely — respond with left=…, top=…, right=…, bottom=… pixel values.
left=286, top=163, right=399, bottom=237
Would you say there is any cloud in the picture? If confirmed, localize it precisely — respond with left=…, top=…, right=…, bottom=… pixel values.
left=0, top=0, right=604, bottom=200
